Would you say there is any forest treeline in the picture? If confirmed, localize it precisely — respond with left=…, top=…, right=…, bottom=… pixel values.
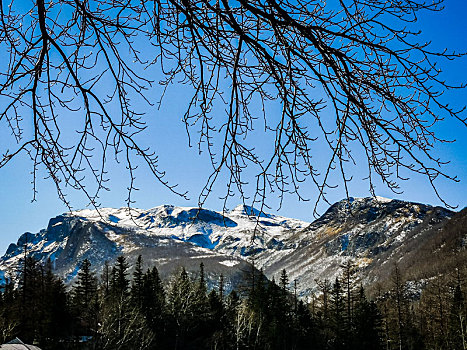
left=0, top=255, right=465, bottom=350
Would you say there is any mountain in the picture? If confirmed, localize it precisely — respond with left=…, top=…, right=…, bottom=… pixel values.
left=0, top=205, right=308, bottom=291
left=248, top=197, right=457, bottom=294
left=1, top=197, right=465, bottom=295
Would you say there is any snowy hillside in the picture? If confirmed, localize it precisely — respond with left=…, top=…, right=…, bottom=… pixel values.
left=0, top=204, right=308, bottom=291
left=0, top=197, right=459, bottom=295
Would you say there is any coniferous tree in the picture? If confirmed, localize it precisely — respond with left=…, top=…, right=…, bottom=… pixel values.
left=207, top=289, right=225, bottom=348
left=142, top=265, right=166, bottom=343
left=72, top=258, right=99, bottom=337
left=353, top=285, right=384, bottom=350
left=111, top=256, right=130, bottom=297
left=17, top=256, right=41, bottom=343
left=330, top=277, right=345, bottom=350
left=340, top=260, right=358, bottom=338
left=12, top=256, right=72, bottom=348
left=265, top=277, right=283, bottom=348
left=432, top=277, right=449, bottom=349
left=294, top=299, right=319, bottom=350
left=417, top=283, right=440, bottom=349
left=6, top=252, right=462, bottom=349
left=39, top=263, right=71, bottom=348
left=316, top=278, right=333, bottom=348
left=390, top=264, right=408, bottom=350
left=280, top=269, right=289, bottom=294
left=195, top=262, right=209, bottom=317
left=266, top=275, right=293, bottom=350
left=131, top=255, right=144, bottom=308
left=224, top=290, right=241, bottom=349
left=249, top=268, right=267, bottom=313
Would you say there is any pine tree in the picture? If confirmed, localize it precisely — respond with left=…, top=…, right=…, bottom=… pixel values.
left=196, top=262, right=208, bottom=308
left=316, top=279, right=333, bottom=347
left=249, top=267, right=267, bottom=314
left=340, top=260, right=358, bottom=336
left=353, top=285, right=383, bottom=350
left=112, top=255, right=130, bottom=297
left=224, top=289, right=241, bottom=348
left=266, top=276, right=292, bottom=349
left=101, top=256, right=131, bottom=347
left=131, top=255, right=144, bottom=308
left=207, top=289, right=225, bottom=347
left=390, top=265, right=409, bottom=350
left=142, top=266, right=166, bottom=346
left=280, top=269, right=289, bottom=294
left=38, top=263, right=71, bottom=346
left=330, top=277, right=345, bottom=350
left=17, top=256, right=40, bottom=343
left=71, top=258, right=98, bottom=337
left=294, top=299, right=318, bottom=350
left=432, top=277, right=449, bottom=348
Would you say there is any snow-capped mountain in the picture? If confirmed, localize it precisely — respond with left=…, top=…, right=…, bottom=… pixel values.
left=250, top=197, right=455, bottom=294
left=0, top=204, right=308, bottom=291
left=1, top=197, right=463, bottom=295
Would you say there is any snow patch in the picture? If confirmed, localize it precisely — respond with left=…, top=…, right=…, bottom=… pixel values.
left=219, top=260, right=240, bottom=267
left=374, top=196, right=393, bottom=203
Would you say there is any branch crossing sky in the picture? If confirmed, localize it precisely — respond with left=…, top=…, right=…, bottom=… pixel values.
left=0, top=0, right=466, bottom=254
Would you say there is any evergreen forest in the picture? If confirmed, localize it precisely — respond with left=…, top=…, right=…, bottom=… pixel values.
left=0, top=255, right=465, bottom=350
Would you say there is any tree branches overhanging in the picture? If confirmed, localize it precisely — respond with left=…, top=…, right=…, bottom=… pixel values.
left=0, top=0, right=465, bottom=213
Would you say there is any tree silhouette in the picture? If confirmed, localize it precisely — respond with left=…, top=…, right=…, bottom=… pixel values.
left=0, top=0, right=465, bottom=213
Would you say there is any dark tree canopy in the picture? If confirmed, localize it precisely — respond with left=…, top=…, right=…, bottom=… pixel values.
left=0, top=0, right=465, bottom=214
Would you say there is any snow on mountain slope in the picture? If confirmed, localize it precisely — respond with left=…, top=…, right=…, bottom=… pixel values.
left=0, top=204, right=308, bottom=290
left=251, top=197, right=454, bottom=294
left=212, top=197, right=454, bottom=295
left=0, top=198, right=457, bottom=295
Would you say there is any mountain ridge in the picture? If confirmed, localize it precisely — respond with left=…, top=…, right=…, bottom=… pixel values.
left=1, top=197, right=464, bottom=295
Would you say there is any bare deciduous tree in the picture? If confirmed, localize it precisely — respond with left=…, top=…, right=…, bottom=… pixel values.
left=100, top=294, right=154, bottom=350
left=0, top=0, right=465, bottom=214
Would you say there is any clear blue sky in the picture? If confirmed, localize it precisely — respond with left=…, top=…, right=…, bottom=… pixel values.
left=0, top=0, right=466, bottom=254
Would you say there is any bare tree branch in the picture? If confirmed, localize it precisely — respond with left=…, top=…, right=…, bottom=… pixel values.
left=0, top=0, right=465, bottom=216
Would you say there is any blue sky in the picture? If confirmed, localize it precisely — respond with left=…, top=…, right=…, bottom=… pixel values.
left=0, top=0, right=466, bottom=254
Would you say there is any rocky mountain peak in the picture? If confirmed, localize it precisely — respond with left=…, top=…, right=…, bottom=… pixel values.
left=306, top=196, right=452, bottom=230
left=230, top=204, right=272, bottom=218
